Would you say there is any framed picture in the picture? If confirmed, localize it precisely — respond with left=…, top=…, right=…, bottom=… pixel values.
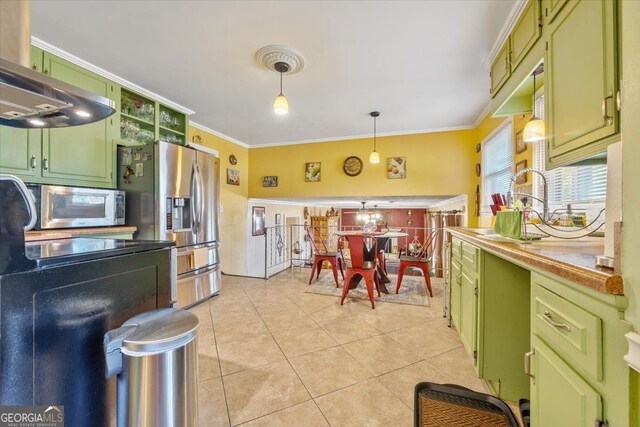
left=263, top=175, right=278, bottom=187
left=515, top=160, right=528, bottom=184
left=226, top=168, right=240, bottom=186
left=386, top=157, right=406, bottom=179
left=515, top=130, right=526, bottom=154
left=305, top=162, right=321, bottom=182
left=252, top=206, right=265, bottom=236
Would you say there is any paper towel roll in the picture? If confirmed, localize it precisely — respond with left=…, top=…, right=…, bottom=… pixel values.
left=605, top=141, right=622, bottom=258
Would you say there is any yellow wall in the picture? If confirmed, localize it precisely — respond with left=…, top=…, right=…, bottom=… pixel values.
left=189, top=125, right=249, bottom=276
left=248, top=130, right=480, bottom=226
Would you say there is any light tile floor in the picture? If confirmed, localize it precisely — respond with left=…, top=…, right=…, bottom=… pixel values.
left=189, top=269, right=489, bottom=427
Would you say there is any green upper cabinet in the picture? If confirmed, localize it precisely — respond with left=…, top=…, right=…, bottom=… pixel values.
left=530, top=336, right=602, bottom=427
left=42, top=53, right=119, bottom=187
left=510, top=0, right=542, bottom=72
left=0, top=127, right=41, bottom=177
left=545, top=0, right=618, bottom=168
left=490, top=42, right=511, bottom=98
left=543, top=0, right=569, bottom=25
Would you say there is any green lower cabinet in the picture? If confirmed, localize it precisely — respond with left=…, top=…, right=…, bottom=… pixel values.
left=0, top=127, right=40, bottom=177
left=459, top=269, right=478, bottom=368
left=530, top=335, right=602, bottom=427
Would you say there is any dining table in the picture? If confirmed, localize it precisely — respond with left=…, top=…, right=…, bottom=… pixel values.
left=334, top=230, right=409, bottom=294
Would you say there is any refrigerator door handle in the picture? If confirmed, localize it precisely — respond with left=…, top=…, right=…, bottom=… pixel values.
left=190, top=163, right=198, bottom=235
left=196, top=161, right=205, bottom=238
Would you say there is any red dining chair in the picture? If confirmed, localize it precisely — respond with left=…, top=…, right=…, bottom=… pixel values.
left=306, top=226, right=345, bottom=287
left=396, top=231, right=437, bottom=297
left=340, top=235, right=380, bottom=309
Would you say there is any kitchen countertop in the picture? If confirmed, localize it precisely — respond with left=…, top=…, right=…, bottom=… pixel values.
left=447, top=227, right=623, bottom=296
left=25, top=226, right=137, bottom=242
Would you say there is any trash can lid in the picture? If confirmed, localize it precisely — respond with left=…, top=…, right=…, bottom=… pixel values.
left=120, top=308, right=200, bottom=355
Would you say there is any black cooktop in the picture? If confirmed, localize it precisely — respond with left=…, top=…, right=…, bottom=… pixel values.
left=26, top=237, right=174, bottom=268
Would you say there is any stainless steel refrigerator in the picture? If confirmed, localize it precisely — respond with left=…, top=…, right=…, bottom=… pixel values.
left=118, top=140, right=220, bottom=308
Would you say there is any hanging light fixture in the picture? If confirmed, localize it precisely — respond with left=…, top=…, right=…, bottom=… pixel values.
left=523, top=64, right=545, bottom=142
left=369, top=111, right=380, bottom=164
left=273, top=62, right=290, bottom=115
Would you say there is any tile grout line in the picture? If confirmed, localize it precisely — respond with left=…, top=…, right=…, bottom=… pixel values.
left=204, top=297, right=233, bottom=427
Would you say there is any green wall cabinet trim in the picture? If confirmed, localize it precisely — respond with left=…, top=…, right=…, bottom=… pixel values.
left=450, top=259, right=462, bottom=328
left=532, top=283, right=603, bottom=381
left=545, top=0, right=618, bottom=168
left=490, top=42, right=511, bottom=97
left=510, top=0, right=542, bottom=72
left=543, top=0, right=569, bottom=25
left=530, top=335, right=603, bottom=427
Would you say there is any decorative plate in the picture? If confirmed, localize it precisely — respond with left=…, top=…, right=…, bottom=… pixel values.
left=343, top=156, right=363, bottom=177
left=229, top=154, right=237, bottom=165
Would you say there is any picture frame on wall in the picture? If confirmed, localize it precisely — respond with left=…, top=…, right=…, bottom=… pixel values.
left=515, top=130, right=526, bottom=154
left=263, top=176, right=278, bottom=187
left=227, top=168, right=240, bottom=186
left=386, top=157, right=406, bottom=179
left=305, top=162, right=321, bottom=182
left=515, top=160, right=528, bottom=184
left=252, top=206, right=266, bottom=236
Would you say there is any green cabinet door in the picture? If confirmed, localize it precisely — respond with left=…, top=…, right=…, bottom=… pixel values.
left=510, top=0, right=542, bottom=72
left=30, top=45, right=43, bottom=73
left=42, top=53, right=116, bottom=187
left=459, top=269, right=478, bottom=367
left=543, top=0, right=568, bottom=24
left=0, top=127, right=41, bottom=177
left=546, top=0, right=618, bottom=167
left=530, top=336, right=602, bottom=427
left=490, top=42, right=511, bottom=98
left=450, top=259, right=462, bottom=328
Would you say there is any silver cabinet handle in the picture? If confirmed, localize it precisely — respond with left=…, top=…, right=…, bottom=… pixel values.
left=455, top=275, right=462, bottom=285
left=524, top=349, right=535, bottom=380
left=43, top=157, right=49, bottom=172
left=602, top=90, right=614, bottom=125
left=30, top=154, right=37, bottom=170
left=542, top=311, right=571, bottom=332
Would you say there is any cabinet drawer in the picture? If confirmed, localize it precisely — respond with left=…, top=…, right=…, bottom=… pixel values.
left=532, top=283, right=602, bottom=380
left=451, top=237, right=462, bottom=261
left=461, top=241, right=479, bottom=272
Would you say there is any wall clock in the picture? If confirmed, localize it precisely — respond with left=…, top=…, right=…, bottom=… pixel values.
left=229, top=154, right=237, bottom=165
left=343, top=156, right=363, bottom=177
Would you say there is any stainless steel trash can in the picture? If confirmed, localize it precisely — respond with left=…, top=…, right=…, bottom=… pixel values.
left=104, top=308, right=200, bottom=427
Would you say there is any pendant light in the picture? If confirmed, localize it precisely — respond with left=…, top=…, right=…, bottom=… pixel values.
left=369, top=111, right=380, bottom=164
left=523, top=64, right=545, bottom=142
left=273, top=62, right=289, bottom=115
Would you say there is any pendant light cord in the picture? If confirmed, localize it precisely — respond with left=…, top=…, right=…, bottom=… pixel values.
left=373, top=116, right=377, bottom=150
left=280, top=71, right=283, bottom=96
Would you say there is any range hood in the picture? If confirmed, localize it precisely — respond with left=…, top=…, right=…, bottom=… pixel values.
left=0, top=0, right=115, bottom=128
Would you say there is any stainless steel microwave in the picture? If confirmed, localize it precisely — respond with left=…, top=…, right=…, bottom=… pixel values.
left=27, top=184, right=125, bottom=229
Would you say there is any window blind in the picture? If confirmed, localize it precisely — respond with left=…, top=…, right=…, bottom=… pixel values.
left=482, top=121, right=513, bottom=213
left=532, top=91, right=607, bottom=209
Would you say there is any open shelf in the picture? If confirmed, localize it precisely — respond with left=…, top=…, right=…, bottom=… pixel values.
left=121, top=112, right=155, bottom=127
left=159, top=125, right=185, bottom=136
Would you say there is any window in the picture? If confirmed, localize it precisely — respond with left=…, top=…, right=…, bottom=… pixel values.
left=532, top=90, right=607, bottom=223
left=481, top=120, right=513, bottom=213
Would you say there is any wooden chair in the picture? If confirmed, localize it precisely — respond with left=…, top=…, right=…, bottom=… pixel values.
left=340, top=235, right=380, bottom=309
left=306, top=226, right=344, bottom=287
left=414, top=382, right=518, bottom=427
left=396, top=231, right=436, bottom=297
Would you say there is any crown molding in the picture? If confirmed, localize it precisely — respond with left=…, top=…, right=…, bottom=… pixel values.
left=190, top=121, right=250, bottom=149
left=472, top=102, right=494, bottom=128
left=482, top=0, right=528, bottom=70
left=248, top=198, right=308, bottom=207
left=31, top=37, right=195, bottom=115
left=251, top=124, right=475, bottom=148
left=430, top=194, right=468, bottom=208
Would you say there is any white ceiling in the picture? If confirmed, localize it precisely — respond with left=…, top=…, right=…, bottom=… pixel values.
left=30, top=0, right=517, bottom=147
